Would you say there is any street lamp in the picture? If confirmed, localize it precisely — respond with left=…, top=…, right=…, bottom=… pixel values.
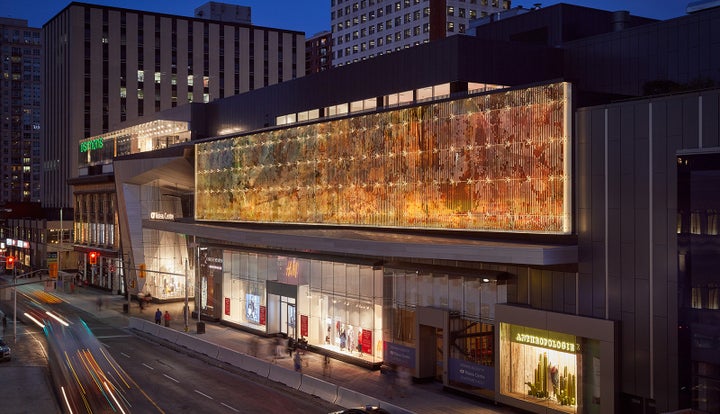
left=7, top=257, right=17, bottom=340
left=8, top=267, right=48, bottom=342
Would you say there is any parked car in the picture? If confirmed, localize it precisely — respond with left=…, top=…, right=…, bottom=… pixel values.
left=329, top=406, right=391, bottom=414
left=0, top=339, right=11, bottom=361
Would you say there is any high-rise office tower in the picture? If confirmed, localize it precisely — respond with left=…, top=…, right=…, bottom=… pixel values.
left=330, top=0, right=510, bottom=66
left=42, top=2, right=305, bottom=209
left=0, top=18, right=41, bottom=203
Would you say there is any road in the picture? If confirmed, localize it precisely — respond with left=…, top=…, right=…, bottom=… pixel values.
left=1, top=280, right=340, bottom=413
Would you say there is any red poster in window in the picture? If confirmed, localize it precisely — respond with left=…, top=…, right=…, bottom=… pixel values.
left=362, top=329, right=372, bottom=354
left=300, top=315, right=308, bottom=337
left=259, top=306, right=266, bottom=325
left=224, top=297, right=230, bottom=315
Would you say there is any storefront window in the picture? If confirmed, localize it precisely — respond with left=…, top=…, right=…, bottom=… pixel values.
left=448, top=318, right=495, bottom=396
left=500, top=323, right=604, bottom=413
left=219, top=249, right=383, bottom=362
left=140, top=229, right=193, bottom=300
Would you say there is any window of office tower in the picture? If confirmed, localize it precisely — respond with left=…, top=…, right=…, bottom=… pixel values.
left=677, top=152, right=720, bottom=412
left=196, top=82, right=572, bottom=234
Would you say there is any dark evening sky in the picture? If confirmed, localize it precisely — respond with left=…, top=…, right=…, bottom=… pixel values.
left=2, top=1, right=692, bottom=35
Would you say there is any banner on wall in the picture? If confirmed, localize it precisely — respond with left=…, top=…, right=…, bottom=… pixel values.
left=198, top=247, right=221, bottom=316
left=384, top=341, right=415, bottom=368
left=246, top=293, right=260, bottom=324
left=225, top=297, right=230, bottom=316
left=448, top=358, right=495, bottom=390
left=301, top=315, right=308, bottom=337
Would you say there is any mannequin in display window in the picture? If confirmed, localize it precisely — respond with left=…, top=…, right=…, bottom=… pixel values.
left=347, top=326, right=355, bottom=354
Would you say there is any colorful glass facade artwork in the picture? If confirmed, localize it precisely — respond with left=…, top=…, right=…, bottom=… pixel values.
left=195, top=82, right=571, bottom=233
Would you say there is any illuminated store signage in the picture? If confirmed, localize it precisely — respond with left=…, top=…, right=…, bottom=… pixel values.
left=285, top=258, right=299, bottom=279
left=196, top=82, right=572, bottom=233
left=150, top=211, right=175, bottom=220
left=500, top=322, right=591, bottom=413
left=80, top=137, right=104, bottom=152
left=206, top=256, right=223, bottom=270
left=509, top=325, right=580, bottom=353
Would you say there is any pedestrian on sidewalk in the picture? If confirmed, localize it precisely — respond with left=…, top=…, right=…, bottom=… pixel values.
left=382, top=363, right=398, bottom=399
left=397, top=365, right=412, bottom=397
left=163, top=310, right=171, bottom=327
left=250, top=336, right=259, bottom=357
left=323, top=354, right=332, bottom=377
left=155, top=308, right=162, bottom=325
left=274, top=336, right=285, bottom=360
left=293, top=351, right=302, bottom=372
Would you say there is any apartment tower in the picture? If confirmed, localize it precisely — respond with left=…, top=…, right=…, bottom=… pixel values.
left=42, top=2, right=305, bottom=209
left=0, top=18, right=41, bottom=204
left=331, top=0, right=510, bottom=66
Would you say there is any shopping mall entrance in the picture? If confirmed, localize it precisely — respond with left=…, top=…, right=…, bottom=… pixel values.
left=416, top=307, right=448, bottom=382
left=267, top=281, right=297, bottom=338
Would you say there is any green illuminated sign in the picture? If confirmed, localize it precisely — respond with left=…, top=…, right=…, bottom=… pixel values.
left=80, top=138, right=104, bottom=152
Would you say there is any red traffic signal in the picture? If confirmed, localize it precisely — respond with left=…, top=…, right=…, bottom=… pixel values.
left=89, top=251, right=98, bottom=265
left=5, top=256, right=14, bottom=270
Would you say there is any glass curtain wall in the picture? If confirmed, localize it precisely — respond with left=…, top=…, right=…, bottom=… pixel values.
left=677, top=153, right=720, bottom=413
left=196, top=82, right=571, bottom=233
left=385, top=265, right=506, bottom=394
left=221, top=249, right=384, bottom=362
left=139, top=180, right=192, bottom=299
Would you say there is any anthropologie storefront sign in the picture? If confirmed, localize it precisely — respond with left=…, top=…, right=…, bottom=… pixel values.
left=509, top=325, right=580, bottom=353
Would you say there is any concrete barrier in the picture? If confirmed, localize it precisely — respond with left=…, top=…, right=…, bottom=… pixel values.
left=268, top=363, right=302, bottom=389
left=298, top=375, right=338, bottom=404
left=174, top=333, right=220, bottom=359
left=241, top=355, right=270, bottom=377
left=128, top=317, right=143, bottom=330
left=144, top=322, right=161, bottom=337
left=335, top=386, right=380, bottom=409
left=217, top=346, right=245, bottom=368
left=155, top=325, right=181, bottom=343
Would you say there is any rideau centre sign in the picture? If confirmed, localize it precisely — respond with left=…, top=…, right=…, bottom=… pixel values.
left=80, top=138, right=104, bottom=152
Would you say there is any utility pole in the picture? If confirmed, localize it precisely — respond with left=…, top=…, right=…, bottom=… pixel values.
left=13, top=264, right=16, bottom=341
left=184, top=258, right=189, bottom=332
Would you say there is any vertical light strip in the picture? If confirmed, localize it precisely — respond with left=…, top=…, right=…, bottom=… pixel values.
left=605, top=109, right=609, bottom=320
left=698, top=95, right=703, bottom=148
left=648, top=102, right=654, bottom=398
left=564, top=82, right=573, bottom=233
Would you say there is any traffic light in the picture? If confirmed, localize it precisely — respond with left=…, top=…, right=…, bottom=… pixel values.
left=5, top=256, right=14, bottom=270
left=89, top=251, right=98, bottom=265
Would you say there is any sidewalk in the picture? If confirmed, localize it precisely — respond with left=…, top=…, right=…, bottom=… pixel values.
left=56, top=287, right=523, bottom=414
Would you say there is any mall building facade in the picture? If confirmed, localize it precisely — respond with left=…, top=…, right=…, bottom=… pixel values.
left=75, top=4, right=720, bottom=414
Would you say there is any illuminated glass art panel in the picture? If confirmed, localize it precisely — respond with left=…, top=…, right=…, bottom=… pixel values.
left=196, top=82, right=571, bottom=233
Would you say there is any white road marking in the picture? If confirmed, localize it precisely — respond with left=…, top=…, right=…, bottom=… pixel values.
left=163, top=374, right=179, bottom=383
left=221, top=402, right=239, bottom=412
left=194, top=389, right=214, bottom=400
left=142, top=363, right=154, bottom=370
left=120, top=352, right=131, bottom=358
